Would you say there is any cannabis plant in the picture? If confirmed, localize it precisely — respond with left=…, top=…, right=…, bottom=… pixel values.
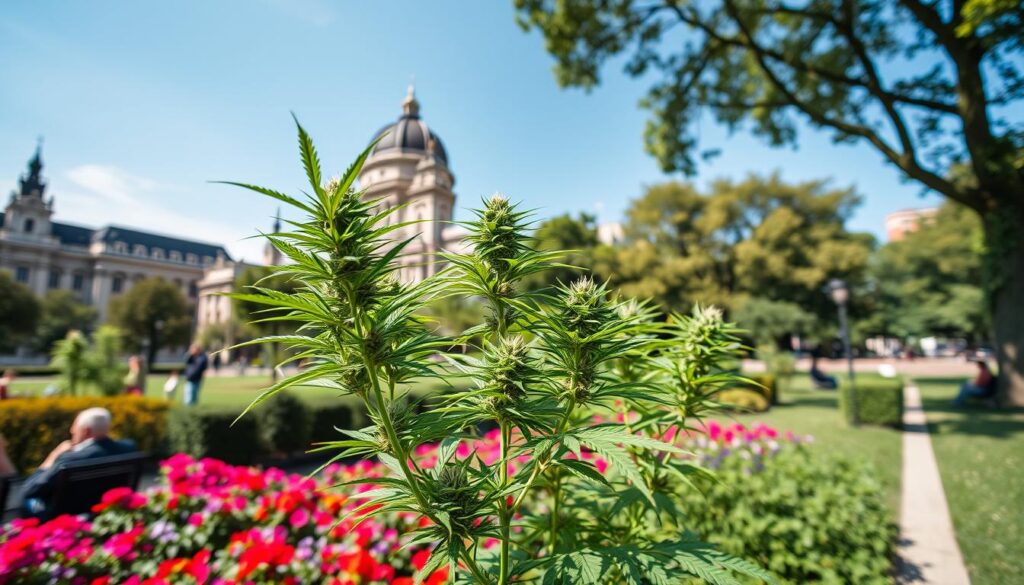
left=226, top=119, right=774, bottom=585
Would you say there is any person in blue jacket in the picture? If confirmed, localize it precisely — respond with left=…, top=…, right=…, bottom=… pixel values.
left=21, top=407, right=135, bottom=516
left=183, top=343, right=209, bottom=406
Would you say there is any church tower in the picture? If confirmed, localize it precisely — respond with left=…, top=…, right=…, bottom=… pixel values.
left=358, top=86, right=456, bottom=283
left=4, top=141, right=56, bottom=244
left=263, top=209, right=283, bottom=266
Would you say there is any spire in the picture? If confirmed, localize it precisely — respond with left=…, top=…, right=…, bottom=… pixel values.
left=18, top=138, right=46, bottom=198
left=263, top=209, right=283, bottom=266
left=273, top=207, right=281, bottom=233
left=401, top=83, right=420, bottom=118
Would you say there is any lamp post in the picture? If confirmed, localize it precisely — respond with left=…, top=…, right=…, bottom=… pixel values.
left=827, top=278, right=857, bottom=424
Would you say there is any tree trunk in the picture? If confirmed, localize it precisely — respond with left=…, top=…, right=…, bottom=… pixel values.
left=990, top=216, right=1024, bottom=406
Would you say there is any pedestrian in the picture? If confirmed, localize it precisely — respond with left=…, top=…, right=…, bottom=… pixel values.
left=183, top=343, right=209, bottom=406
left=0, top=369, right=15, bottom=400
left=953, top=359, right=997, bottom=406
left=123, top=355, right=144, bottom=396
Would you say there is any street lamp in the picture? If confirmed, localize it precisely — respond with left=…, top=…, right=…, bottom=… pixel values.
left=827, top=278, right=857, bottom=424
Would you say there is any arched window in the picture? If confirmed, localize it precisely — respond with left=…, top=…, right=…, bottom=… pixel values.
left=133, top=244, right=147, bottom=257
left=151, top=248, right=165, bottom=260
left=113, top=241, right=128, bottom=254
left=186, top=253, right=198, bottom=265
left=169, top=251, right=183, bottom=262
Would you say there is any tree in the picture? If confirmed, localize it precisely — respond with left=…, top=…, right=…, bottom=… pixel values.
left=108, top=277, right=191, bottom=366
left=87, top=325, right=128, bottom=396
left=733, top=297, right=816, bottom=347
left=866, top=202, right=987, bottom=340
left=0, top=271, right=41, bottom=353
left=596, top=175, right=873, bottom=322
left=523, top=212, right=601, bottom=290
left=34, top=290, right=98, bottom=354
left=233, top=266, right=299, bottom=381
left=514, top=0, right=1024, bottom=402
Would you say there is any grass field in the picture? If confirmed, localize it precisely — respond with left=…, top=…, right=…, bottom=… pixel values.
left=915, top=377, right=1024, bottom=585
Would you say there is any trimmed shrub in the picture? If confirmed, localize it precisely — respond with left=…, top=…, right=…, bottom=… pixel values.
left=840, top=378, right=904, bottom=426
left=308, top=399, right=365, bottom=446
left=715, top=373, right=776, bottom=412
left=678, top=446, right=896, bottom=584
left=0, top=396, right=169, bottom=472
left=167, top=407, right=263, bottom=465
left=255, top=392, right=310, bottom=455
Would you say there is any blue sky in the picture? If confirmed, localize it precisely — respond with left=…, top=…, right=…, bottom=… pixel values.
left=0, top=0, right=945, bottom=262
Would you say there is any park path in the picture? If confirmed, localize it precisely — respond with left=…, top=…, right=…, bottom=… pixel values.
left=896, top=383, right=971, bottom=584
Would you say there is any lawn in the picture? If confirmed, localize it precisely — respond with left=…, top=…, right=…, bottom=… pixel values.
left=710, top=374, right=904, bottom=512
left=8, top=372, right=466, bottom=410
left=915, top=377, right=1024, bottom=585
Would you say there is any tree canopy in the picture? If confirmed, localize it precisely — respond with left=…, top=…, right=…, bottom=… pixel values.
left=594, top=174, right=873, bottom=324
left=33, top=290, right=98, bottom=353
left=515, top=0, right=1024, bottom=403
left=108, top=277, right=191, bottom=364
left=0, top=271, right=40, bottom=353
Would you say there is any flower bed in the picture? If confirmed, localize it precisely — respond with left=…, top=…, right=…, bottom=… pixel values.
left=0, top=422, right=893, bottom=584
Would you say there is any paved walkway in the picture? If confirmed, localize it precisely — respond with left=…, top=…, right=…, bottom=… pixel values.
left=896, top=384, right=971, bottom=584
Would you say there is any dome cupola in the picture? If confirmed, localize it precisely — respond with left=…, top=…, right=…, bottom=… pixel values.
left=369, top=86, right=448, bottom=165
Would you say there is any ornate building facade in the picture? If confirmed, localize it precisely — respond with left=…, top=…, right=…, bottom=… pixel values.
left=0, top=146, right=231, bottom=324
left=2, top=89, right=461, bottom=347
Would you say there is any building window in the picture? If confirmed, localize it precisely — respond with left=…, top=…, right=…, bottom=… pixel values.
left=152, top=248, right=164, bottom=260
left=185, top=253, right=198, bottom=265
left=202, top=256, right=214, bottom=265
left=133, top=244, right=147, bottom=256
left=113, top=241, right=128, bottom=254
left=14, top=266, right=30, bottom=283
left=72, top=272, right=85, bottom=291
left=24, top=218, right=35, bottom=233
left=48, top=269, right=61, bottom=289
left=169, top=251, right=183, bottom=262
left=188, top=280, right=198, bottom=298
left=112, top=274, right=125, bottom=294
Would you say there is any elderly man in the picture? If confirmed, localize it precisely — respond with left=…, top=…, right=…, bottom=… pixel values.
left=21, top=407, right=136, bottom=516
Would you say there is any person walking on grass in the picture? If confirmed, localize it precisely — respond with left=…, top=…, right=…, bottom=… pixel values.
left=183, top=343, right=209, bottom=406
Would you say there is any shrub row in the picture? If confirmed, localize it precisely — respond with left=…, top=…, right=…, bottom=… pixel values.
left=0, top=396, right=170, bottom=472
left=840, top=378, right=904, bottom=426
left=679, top=445, right=896, bottom=584
left=167, top=393, right=371, bottom=465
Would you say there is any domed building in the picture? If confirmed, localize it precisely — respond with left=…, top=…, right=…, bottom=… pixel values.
left=358, top=86, right=463, bottom=283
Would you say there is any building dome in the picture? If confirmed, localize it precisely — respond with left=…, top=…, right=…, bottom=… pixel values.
left=370, top=86, right=448, bottom=165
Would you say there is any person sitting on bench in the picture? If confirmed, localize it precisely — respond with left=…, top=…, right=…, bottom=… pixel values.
left=21, top=407, right=136, bottom=516
left=810, top=353, right=838, bottom=390
left=953, top=359, right=997, bottom=407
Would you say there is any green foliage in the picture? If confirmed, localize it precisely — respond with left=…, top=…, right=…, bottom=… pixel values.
left=676, top=447, right=896, bottom=584
left=734, top=298, right=815, bottom=347
left=841, top=379, right=904, bottom=427
left=592, top=176, right=873, bottom=324
left=867, top=202, right=987, bottom=340
left=0, top=270, right=41, bottom=352
left=50, top=329, right=90, bottom=396
left=108, top=277, right=191, bottom=361
left=33, top=290, right=97, bottom=353
left=0, top=396, right=169, bottom=473
left=255, top=391, right=311, bottom=454
left=168, top=406, right=263, bottom=465
left=522, top=212, right=601, bottom=291
left=88, top=325, right=128, bottom=396
left=223, top=121, right=774, bottom=584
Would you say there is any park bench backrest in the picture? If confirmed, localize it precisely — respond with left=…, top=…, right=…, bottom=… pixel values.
left=47, top=452, right=147, bottom=518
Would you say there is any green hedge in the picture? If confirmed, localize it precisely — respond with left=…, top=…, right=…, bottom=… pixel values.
left=715, top=373, right=776, bottom=412
left=168, top=407, right=263, bottom=465
left=678, top=447, right=896, bottom=584
left=255, top=392, right=311, bottom=455
left=840, top=378, right=904, bottom=426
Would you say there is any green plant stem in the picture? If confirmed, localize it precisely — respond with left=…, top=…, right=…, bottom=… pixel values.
left=549, top=471, right=562, bottom=556
left=498, top=420, right=511, bottom=585
left=510, top=399, right=575, bottom=514
left=461, top=549, right=495, bottom=585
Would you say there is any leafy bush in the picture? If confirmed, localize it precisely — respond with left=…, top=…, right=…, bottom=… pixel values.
left=0, top=396, right=169, bottom=472
left=678, top=436, right=896, bottom=584
left=255, top=391, right=310, bottom=454
left=715, top=388, right=770, bottom=412
left=840, top=378, right=904, bottom=426
left=308, top=399, right=364, bottom=446
left=167, top=407, right=262, bottom=465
